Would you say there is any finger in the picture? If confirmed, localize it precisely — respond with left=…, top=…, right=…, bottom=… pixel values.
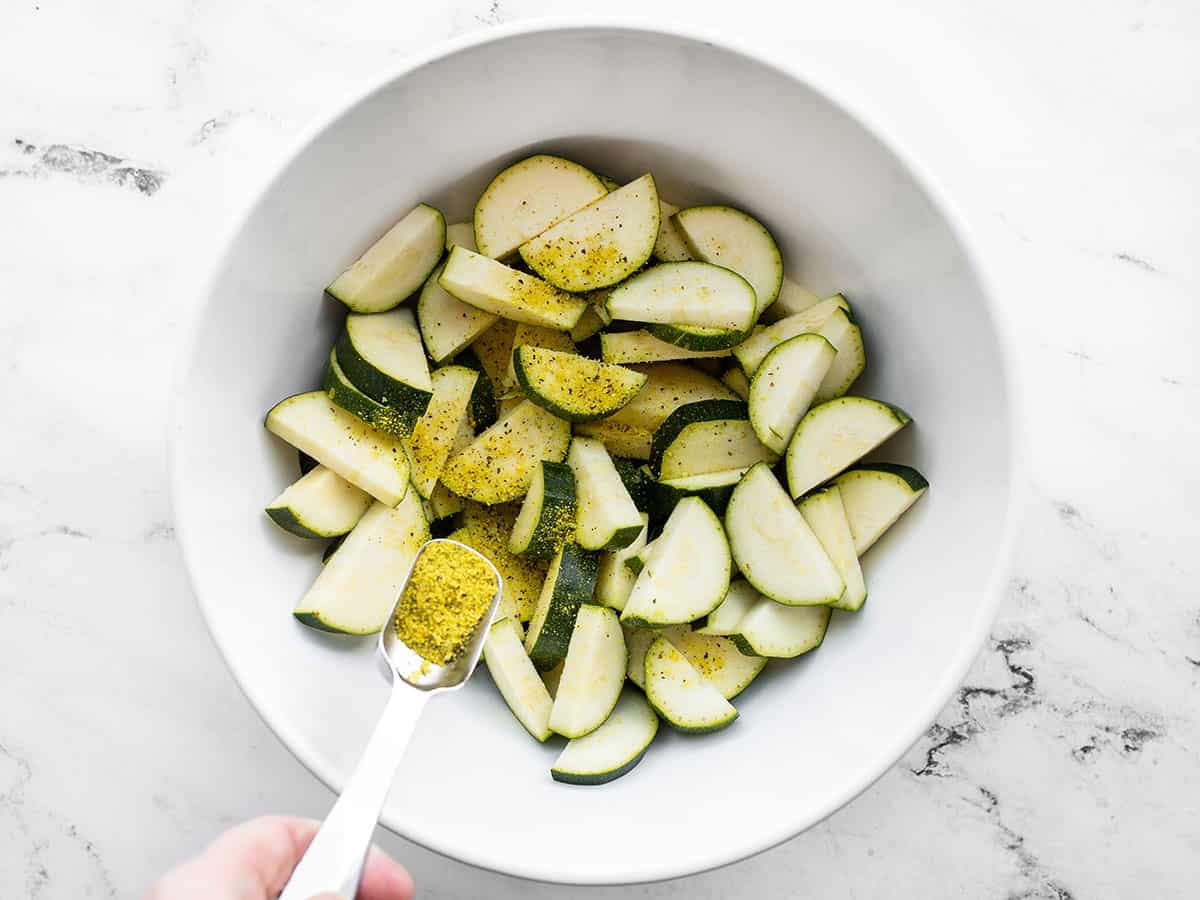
left=357, top=844, right=415, bottom=900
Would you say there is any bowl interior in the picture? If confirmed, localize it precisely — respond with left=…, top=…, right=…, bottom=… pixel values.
left=171, top=24, right=1013, bottom=885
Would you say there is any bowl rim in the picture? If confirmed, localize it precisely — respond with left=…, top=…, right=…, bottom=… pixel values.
left=169, top=15, right=1024, bottom=886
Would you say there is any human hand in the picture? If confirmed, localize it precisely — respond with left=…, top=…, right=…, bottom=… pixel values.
left=146, top=815, right=414, bottom=900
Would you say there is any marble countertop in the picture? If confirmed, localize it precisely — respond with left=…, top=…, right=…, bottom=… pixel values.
left=2, top=1, right=1197, bottom=896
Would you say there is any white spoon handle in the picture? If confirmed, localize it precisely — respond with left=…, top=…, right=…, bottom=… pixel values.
left=280, top=682, right=428, bottom=900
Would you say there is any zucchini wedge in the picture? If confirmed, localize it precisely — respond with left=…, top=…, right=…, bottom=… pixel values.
left=732, top=599, right=831, bottom=658
left=483, top=617, right=554, bottom=741
left=418, top=262, right=498, bottom=363
left=732, top=295, right=850, bottom=375
left=650, top=399, right=776, bottom=480
left=594, top=514, right=649, bottom=611
left=693, top=579, right=760, bottom=635
left=265, top=391, right=411, bottom=507
left=473, top=155, right=607, bottom=259
left=647, top=467, right=748, bottom=522
left=665, top=624, right=767, bottom=700
left=720, top=366, right=750, bottom=400
left=812, top=307, right=866, bottom=402
left=606, top=261, right=757, bottom=333
left=624, top=540, right=654, bottom=576
left=798, top=485, right=867, bottom=612
left=519, top=174, right=660, bottom=292
left=508, top=460, right=576, bottom=558
left=624, top=625, right=657, bottom=689
left=621, top=497, right=731, bottom=627
left=761, top=277, right=822, bottom=323
left=524, top=542, right=600, bottom=671
left=324, top=349, right=415, bottom=438
left=748, top=332, right=836, bottom=454
left=725, top=463, right=844, bottom=606
left=649, top=399, right=746, bottom=473
left=611, top=457, right=652, bottom=512
left=549, top=604, right=627, bottom=738
left=653, top=197, right=691, bottom=262
left=833, top=463, right=929, bottom=554
left=440, top=247, right=589, bottom=330
left=326, top=203, right=446, bottom=313
left=552, top=686, right=658, bottom=785
left=567, top=437, right=645, bottom=551
left=265, top=465, right=372, bottom=539
left=514, top=346, right=647, bottom=423
left=335, top=307, right=434, bottom=425
left=407, top=365, right=478, bottom=498
left=644, top=635, right=738, bottom=733
left=465, top=319, right=518, bottom=402
left=428, top=482, right=465, bottom=521
left=504, top=323, right=576, bottom=392
left=572, top=419, right=653, bottom=461
left=440, top=399, right=571, bottom=504
left=298, top=451, right=319, bottom=475
left=607, top=362, right=735, bottom=432
left=673, top=205, right=783, bottom=317
left=293, top=491, right=429, bottom=634
left=785, top=397, right=911, bottom=498
left=452, top=502, right=547, bottom=623
left=599, top=329, right=733, bottom=365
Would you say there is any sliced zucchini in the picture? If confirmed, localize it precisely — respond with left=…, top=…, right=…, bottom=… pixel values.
left=732, top=295, right=850, bottom=375
left=748, top=332, right=837, bottom=453
left=725, top=463, right=843, bottom=605
left=606, top=262, right=757, bottom=333
left=572, top=419, right=653, bottom=460
left=674, top=205, right=783, bottom=317
left=440, top=400, right=571, bottom=504
left=693, top=579, right=759, bottom=635
left=519, top=174, right=660, bottom=291
left=798, top=485, right=867, bottom=611
left=428, top=482, right=464, bottom=520
left=514, top=346, right=647, bottom=423
left=812, top=307, right=866, bottom=402
left=408, top=365, right=478, bottom=498
left=650, top=399, right=776, bottom=480
left=785, top=397, right=911, bottom=498
left=540, top=660, right=565, bottom=698
left=497, top=396, right=523, bottom=419
left=552, top=685, right=658, bottom=785
left=418, top=261, right=498, bottom=363
left=483, top=617, right=553, bottom=741
left=624, top=540, right=654, bottom=577
left=326, top=203, right=445, bottom=313
left=761, top=277, right=822, bottom=323
left=611, top=457, right=651, bottom=512
left=594, top=514, right=649, bottom=612
left=833, top=463, right=929, bottom=554
left=324, top=348, right=413, bottom=438
left=508, top=460, right=576, bottom=558
left=649, top=399, right=747, bottom=473
left=524, top=542, right=600, bottom=671
left=666, top=625, right=767, bottom=700
left=644, top=635, right=738, bottom=733
left=335, top=307, right=434, bottom=424
left=265, top=391, right=411, bottom=506
left=473, top=155, right=607, bottom=259
left=504, top=323, right=576, bottom=393
left=465, top=319, right=518, bottom=403
left=597, top=173, right=621, bottom=192
left=298, top=451, right=319, bottom=475
left=549, top=604, right=627, bottom=738
left=621, top=497, right=730, bottom=626
left=568, top=303, right=609, bottom=343
left=321, top=534, right=344, bottom=564
left=732, top=599, right=831, bottom=658
left=439, top=247, right=588, bottom=330
left=452, top=502, right=547, bottom=623
left=567, top=437, right=645, bottom=551
left=265, top=465, right=372, bottom=539
left=599, top=330, right=733, bottom=365
left=293, top=492, right=428, bottom=633
left=647, top=467, right=747, bottom=522
left=607, top=362, right=735, bottom=432
left=720, top=366, right=750, bottom=400
left=624, top=625, right=657, bottom=689
left=653, top=198, right=691, bottom=262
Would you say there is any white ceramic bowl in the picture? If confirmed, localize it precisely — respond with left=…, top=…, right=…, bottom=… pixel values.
left=171, top=20, right=1017, bottom=885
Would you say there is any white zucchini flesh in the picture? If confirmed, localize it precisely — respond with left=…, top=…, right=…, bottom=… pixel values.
left=473, top=155, right=608, bottom=259
left=594, top=514, right=649, bottom=612
left=338, top=307, right=434, bottom=402
left=813, top=308, right=866, bottom=402
left=572, top=419, right=654, bottom=461
left=748, top=333, right=837, bottom=454
left=734, top=598, right=831, bottom=658
left=439, top=247, right=588, bottom=330
left=762, top=277, right=822, bottom=322
left=418, top=258, right=498, bottom=363
left=504, top=323, right=576, bottom=391
left=833, top=464, right=929, bottom=554
left=644, top=635, right=738, bottom=733
left=605, top=262, right=757, bottom=331
left=519, top=174, right=660, bottom=292
left=694, top=579, right=760, bottom=635
left=721, top=366, right=751, bottom=400
left=621, top=497, right=731, bottom=626
left=607, top=362, right=736, bottom=432
left=549, top=605, right=628, bottom=739
left=658, top=419, right=777, bottom=481
left=293, top=491, right=429, bottom=634
left=798, top=485, right=867, bottom=612
left=725, top=463, right=844, bottom=606
left=326, top=203, right=446, bottom=313
left=265, top=391, right=411, bottom=507
left=673, top=205, right=783, bottom=317
left=624, top=625, right=656, bottom=689
left=785, top=397, right=911, bottom=498
left=407, top=366, right=478, bottom=498
left=483, top=617, right=554, bottom=741
left=599, top=330, right=733, bottom=365
left=513, top=346, right=646, bottom=423
left=265, top=465, right=372, bottom=539
left=552, top=686, right=659, bottom=785
left=665, top=625, right=767, bottom=700
left=732, top=296, right=850, bottom=375
left=567, top=438, right=645, bottom=551
left=653, top=198, right=691, bottom=262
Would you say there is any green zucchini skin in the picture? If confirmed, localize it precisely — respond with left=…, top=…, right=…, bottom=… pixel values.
left=611, top=457, right=651, bottom=512
left=524, top=543, right=600, bottom=671
left=298, top=451, right=318, bottom=475
left=454, top=347, right=499, bottom=431
left=323, top=349, right=422, bottom=436
left=333, top=329, right=432, bottom=428
left=550, top=751, right=648, bottom=786
left=841, top=462, right=929, bottom=492
left=649, top=399, right=749, bottom=475
left=510, top=461, right=577, bottom=559
left=265, top=507, right=322, bottom=539
left=647, top=322, right=749, bottom=353
left=647, top=473, right=741, bottom=523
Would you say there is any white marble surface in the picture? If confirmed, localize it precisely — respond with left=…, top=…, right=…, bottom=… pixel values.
left=1, top=1, right=1197, bottom=896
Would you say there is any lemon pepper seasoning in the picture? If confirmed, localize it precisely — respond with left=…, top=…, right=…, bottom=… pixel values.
left=393, top=542, right=497, bottom=665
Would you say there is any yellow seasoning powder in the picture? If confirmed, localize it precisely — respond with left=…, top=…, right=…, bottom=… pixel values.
left=392, top=542, right=497, bottom=666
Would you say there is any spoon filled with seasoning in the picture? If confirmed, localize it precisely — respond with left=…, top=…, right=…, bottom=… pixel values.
left=279, top=538, right=502, bottom=900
